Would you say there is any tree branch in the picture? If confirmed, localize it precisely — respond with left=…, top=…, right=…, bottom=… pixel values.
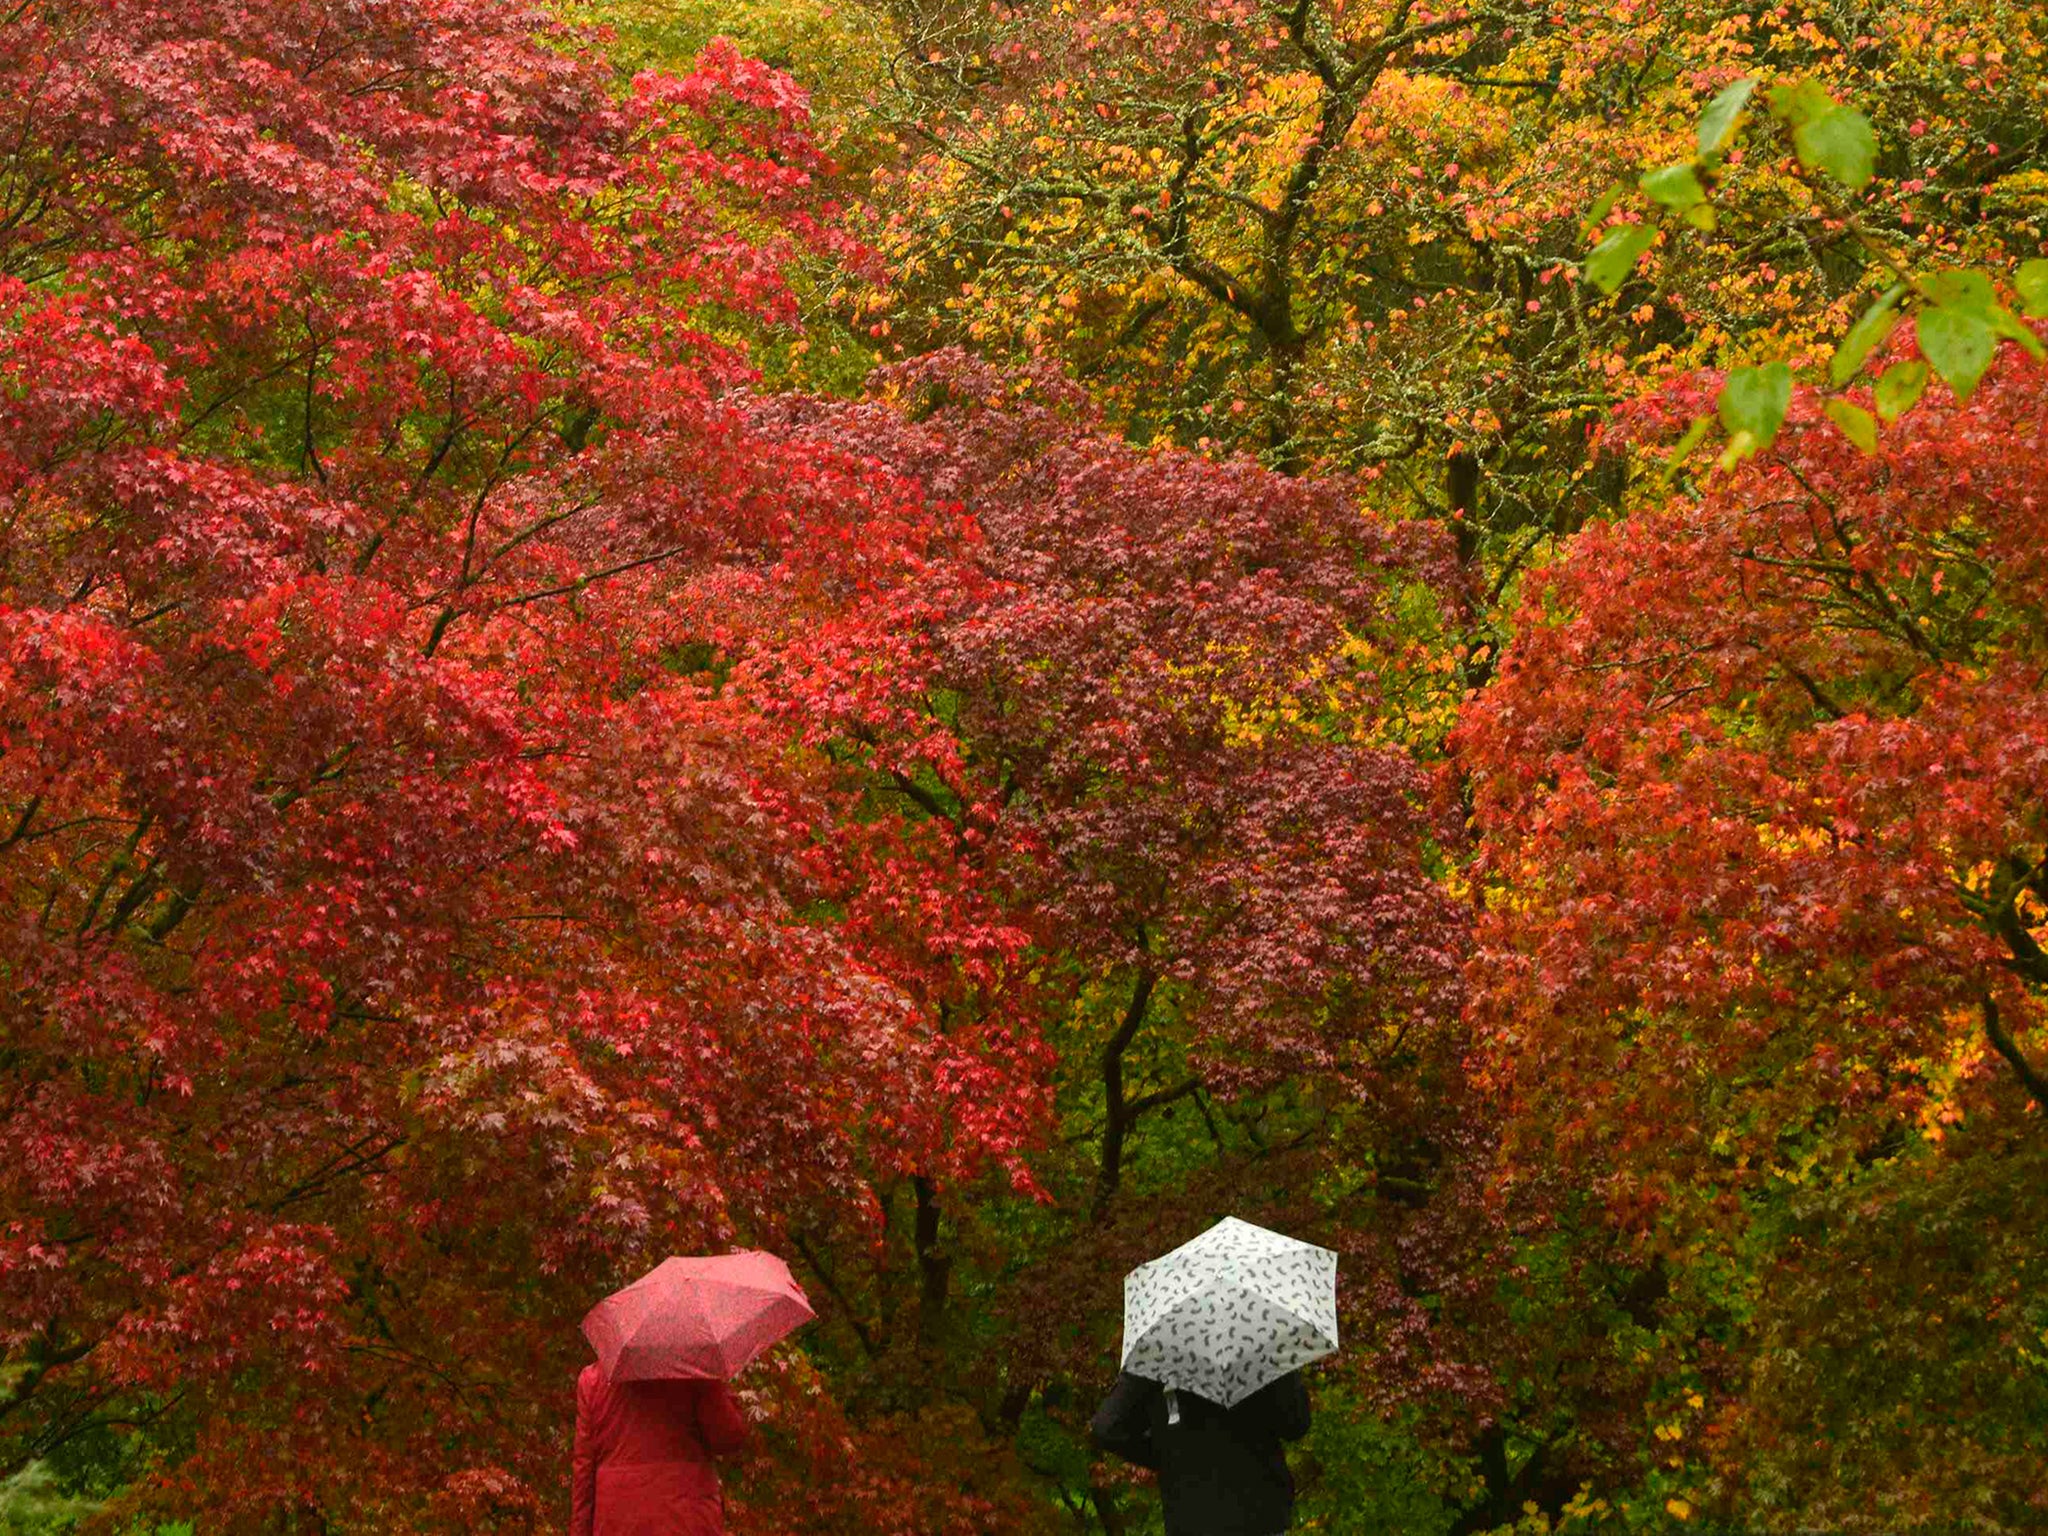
left=790, top=1232, right=883, bottom=1358
left=1981, top=991, right=2048, bottom=1112
left=491, top=544, right=692, bottom=612
left=1126, top=1075, right=1203, bottom=1121
left=0, top=1334, right=94, bottom=1426
left=1092, top=965, right=1158, bottom=1224
left=889, top=768, right=961, bottom=828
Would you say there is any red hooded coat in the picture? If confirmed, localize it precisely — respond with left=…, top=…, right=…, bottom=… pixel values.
left=571, top=1365, right=749, bottom=1536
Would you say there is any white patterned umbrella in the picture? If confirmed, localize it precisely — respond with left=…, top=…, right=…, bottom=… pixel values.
left=1120, top=1216, right=1338, bottom=1408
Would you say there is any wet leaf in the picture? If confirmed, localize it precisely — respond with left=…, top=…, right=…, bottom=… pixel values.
left=1641, top=163, right=1706, bottom=211
left=1824, top=399, right=1877, bottom=452
left=2019, top=259, right=2048, bottom=318
left=1697, top=77, right=1758, bottom=158
left=1874, top=359, right=1928, bottom=422
left=1916, top=306, right=1997, bottom=403
left=1585, top=223, right=1658, bottom=295
left=1717, top=362, right=1793, bottom=456
left=1830, top=284, right=1905, bottom=385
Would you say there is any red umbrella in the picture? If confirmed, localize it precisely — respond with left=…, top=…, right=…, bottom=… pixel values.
left=582, top=1251, right=815, bottom=1382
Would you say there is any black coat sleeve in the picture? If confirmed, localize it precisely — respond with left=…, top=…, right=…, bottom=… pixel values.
left=1243, top=1370, right=1311, bottom=1442
left=1090, top=1371, right=1160, bottom=1470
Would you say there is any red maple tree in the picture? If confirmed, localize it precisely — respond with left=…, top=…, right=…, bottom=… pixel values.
left=741, top=349, right=1471, bottom=1207
left=1462, top=336, right=2048, bottom=1198
left=708, top=355, right=1489, bottom=1526
left=0, top=2, right=1045, bottom=1527
left=1457, top=335, right=2048, bottom=1523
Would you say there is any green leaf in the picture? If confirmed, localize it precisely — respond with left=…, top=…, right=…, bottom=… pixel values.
left=1765, top=79, right=1836, bottom=130
left=1640, top=163, right=1706, bottom=211
left=1717, top=361, right=1793, bottom=456
left=1697, top=77, right=1757, bottom=159
left=1682, top=203, right=1718, bottom=232
left=1915, top=305, right=1997, bottom=403
left=1794, top=106, right=1877, bottom=192
left=1661, top=415, right=1714, bottom=482
left=1989, top=302, right=2047, bottom=361
left=1584, top=223, right=1658, bottom=295
left=1824, top=399, right=1878, bottom=452
left=1717, top=429, right=1757, bottom=471
left=2019, top=259, right=2048, bottom=318
left=1580, top=181, right=1629, bottom=239
left=1873, top=359, right=1927, bottom=422
left=1913, top=270, right=2042, bottom=360
left=1917, top=267, right=1997, bottom=315
left=1830, top=283, right=1906, bottom=385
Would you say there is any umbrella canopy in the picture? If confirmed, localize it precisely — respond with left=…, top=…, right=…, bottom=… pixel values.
left=1121, top=1216, right=1338, bottom=1407
left=582, top=1251, right=815, bottom=1382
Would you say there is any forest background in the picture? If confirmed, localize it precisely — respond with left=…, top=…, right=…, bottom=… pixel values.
left=2, top=0, right=2046, bottom=1533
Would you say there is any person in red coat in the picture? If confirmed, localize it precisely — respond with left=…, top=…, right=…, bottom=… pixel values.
left=571, top=1364, right=749, bottom=1536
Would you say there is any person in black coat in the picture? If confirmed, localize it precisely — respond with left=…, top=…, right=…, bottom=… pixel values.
left=1089, top=1369, right=1311, bottom=1535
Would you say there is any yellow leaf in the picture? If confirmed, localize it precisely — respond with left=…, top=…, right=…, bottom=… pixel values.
left=1667, top=1499, right=1692, bottom=1520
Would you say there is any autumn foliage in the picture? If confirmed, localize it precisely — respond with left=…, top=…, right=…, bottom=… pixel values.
left=4, top=0, right=2048, bottom=1532
left=0, top=1, right=1038, bottom=1527
left=1460, top=335, right=2048, bottom=1525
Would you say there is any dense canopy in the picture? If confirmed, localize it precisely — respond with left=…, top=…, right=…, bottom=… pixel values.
left=2, top=0, right=2044, bottom=1533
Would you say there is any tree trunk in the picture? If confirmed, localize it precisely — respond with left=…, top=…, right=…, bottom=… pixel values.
left=1265, top=333, right=1307, bottom=475
left=1091, top=967, right=1157, bottom=1223
left=912, top=1174, right=952, bottom=1344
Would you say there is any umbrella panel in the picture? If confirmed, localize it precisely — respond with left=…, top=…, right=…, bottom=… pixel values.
left=583, top=1252, right=814, bottom=1383
left=1119, top=1218, right=1340, bottom=1407
left=1123, top=1282, right=1337, bottom=1406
